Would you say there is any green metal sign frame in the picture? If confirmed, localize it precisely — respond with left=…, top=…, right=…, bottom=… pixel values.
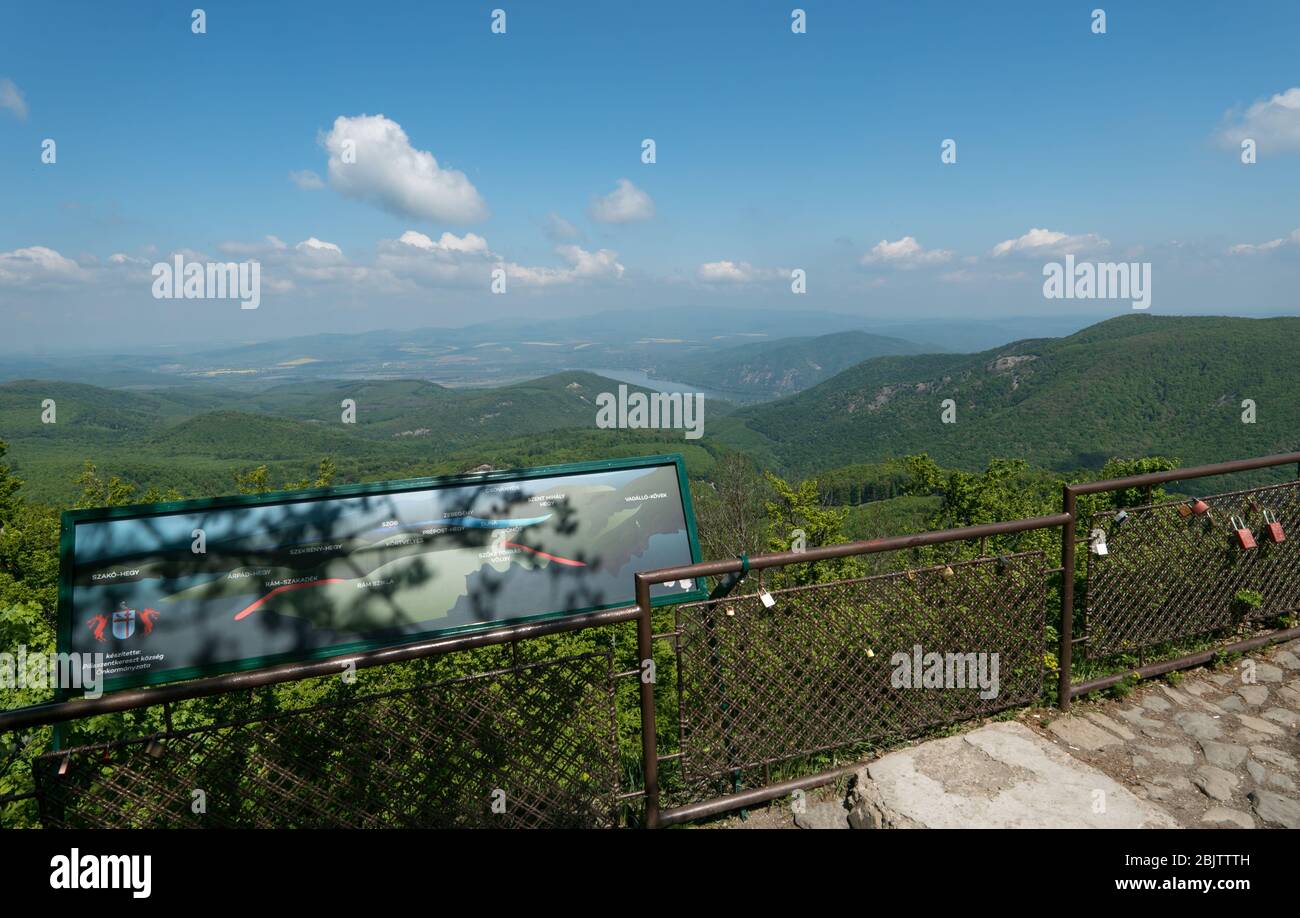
left=57, top=454, right=706, bottom=694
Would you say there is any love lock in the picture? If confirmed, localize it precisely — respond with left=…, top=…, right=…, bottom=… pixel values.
left=1230, top=515, right=1257, bottom=550
left=1089, top=528, right=1108, bottom=555
left=1263, top=509, right=1286, bottom=544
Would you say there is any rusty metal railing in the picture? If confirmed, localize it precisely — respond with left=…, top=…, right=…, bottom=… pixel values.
left=6, top=450, right=1300, bottom=829
left=1058, top=451, right=1300, bottom=710
left=0, top=610, right=638, bottom=828
left=30, top=650, right=621, bottom=828
left=632, top=514, right=1068, bottom=828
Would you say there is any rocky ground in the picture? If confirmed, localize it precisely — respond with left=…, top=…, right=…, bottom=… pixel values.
left=1037, top=639, right=1300, bottom=829
left=712, top=638, right=1300, bottom=829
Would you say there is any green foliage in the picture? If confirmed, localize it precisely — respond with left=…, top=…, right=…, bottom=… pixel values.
left=1233, top=589, right=1264, bottom=611
left=652, top=330, right=925, bottom=402
left=234, top=464, right=273, bottom=494
left=727, top=315, right=1300, bottom=478
left=762, top=471, right=862, bottom=587
left=692, top=452, right=769, bottom=562
left=1097, top=456, right=1179, bottom=508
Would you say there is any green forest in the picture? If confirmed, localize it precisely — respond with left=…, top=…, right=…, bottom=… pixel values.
left=2, top=312, right=1298, bottom=825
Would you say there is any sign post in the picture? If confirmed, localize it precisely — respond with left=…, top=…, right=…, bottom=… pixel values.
left=58, top=455, right=705, bottom=694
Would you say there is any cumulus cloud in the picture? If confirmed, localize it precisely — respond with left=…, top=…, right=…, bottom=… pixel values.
left=1217, top=87, right=1300, bottom=154
left=0, top=246, right=85, bottom=284
left=394, top=230, right=489, bottom=254
left=289, top=169, right=325, bottom=190
left=1228, top=228, right=1300, bottom=255
left=296, top=237, right=343, bottom=255
left=861, top=236, right=952, bottom=268
left=0, top=78, right=27, bottom=120
left=588, top=179, right=655, bottom=224
left=990, top=227, right=1109, bottom=258
left=695, top=260, right=788, bottom=284
left=378, top=230, right=622, bottom=288
left=321, top=114, right=489, bottom=223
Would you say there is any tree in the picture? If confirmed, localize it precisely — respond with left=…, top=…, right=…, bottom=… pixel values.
left=234, top=465, right=272, bottom=494
left=74, top=460, right=137, bottom=508
left=693, top=453, right=769, bottom=563
left=763, top=471, right=862, bottom=587
left=284, top=458, right=338, bottom=491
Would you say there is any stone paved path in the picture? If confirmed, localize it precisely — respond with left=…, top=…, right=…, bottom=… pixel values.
left=1036, top=638, right=1300, bottom=828
left=723, top=638, right=1300, bottom=828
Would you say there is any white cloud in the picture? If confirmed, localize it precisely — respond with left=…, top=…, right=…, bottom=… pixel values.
left=990, top=227, right=1109, bottom=258
left=861, top=236, right=952, bottom=268
left=395, top=230, right=489, bottom=254
left=289, top=169, right=325, bottom=190
left=545, top=213, right=581, bottom=241
left=377, top=230, right=622, bottom=288
left=0, top=78, right=27, bottom=120
left=552, top=244, right=624, bottom=281
left=588, top=179, right=655, bottom=224
left=1228, top=228, right=1300, bottom=255
left=696, top=260, right=787, bottom=284
left=698, top=260, right=754, bottom=283
left=0, top=246, right=85, bottom=284
left=108, top=253, right=150, bottom=265
left=1217, top=87, right=1300, bottom=153
left=296, top=237, right=343, bottom=255
left=321, top=114, right=489, bottom=223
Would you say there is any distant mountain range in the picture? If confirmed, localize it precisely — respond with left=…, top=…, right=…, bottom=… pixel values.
left=0, top=308, right=1103, bottom=392
left=644, top=331, right=927, bottom=402
left=2, top=313, right=1295, bottom=505
left=713, top=314, right=1300, bottom=475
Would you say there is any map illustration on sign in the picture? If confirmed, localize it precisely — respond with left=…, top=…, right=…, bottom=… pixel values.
left=61, top=456, right=704, bottom=692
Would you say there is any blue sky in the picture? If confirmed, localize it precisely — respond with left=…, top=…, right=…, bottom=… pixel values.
left=1, top=0, right=1298, bottom=350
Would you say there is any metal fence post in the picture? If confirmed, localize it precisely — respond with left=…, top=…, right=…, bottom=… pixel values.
left=1059, top=485, right=1076, bottom=711
left=635, top=573, right=660, bottom=828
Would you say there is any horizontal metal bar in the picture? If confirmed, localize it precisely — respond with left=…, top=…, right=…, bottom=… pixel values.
left=656, top=751, right=683, bottom=763
left=657, top=762, right=863, bottom=827
left=0, top=604, right=640, bottom=733
left=1069, top=625, right=1300, bottom=698
left=636, top=513, right=1072, bottom=585
left=1067, top=452, right=1300, bottom=497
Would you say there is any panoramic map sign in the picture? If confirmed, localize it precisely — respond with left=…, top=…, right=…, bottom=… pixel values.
left=59, top=455, right=705, bottom=692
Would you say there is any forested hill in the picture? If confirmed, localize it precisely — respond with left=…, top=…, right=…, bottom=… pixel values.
left=715, top=315, right=1300, bottom=476
left=0, top=372, right=731, bottom=504
left=647, top=330, right=931, bottom=401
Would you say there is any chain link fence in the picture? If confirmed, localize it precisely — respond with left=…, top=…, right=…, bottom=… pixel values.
left=668, top=552, right=1047, bottom=803
left=1084, top=481, right=1300, bottom=658
left=24, top=650, right=620, bottom=828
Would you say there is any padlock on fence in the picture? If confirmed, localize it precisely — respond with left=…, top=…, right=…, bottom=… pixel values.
left=1263, top=509, right=1286, bottom=544
left=1230, top=515, right=1256, bottom=550
left=1191, top=499, right=1210, bottom=515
